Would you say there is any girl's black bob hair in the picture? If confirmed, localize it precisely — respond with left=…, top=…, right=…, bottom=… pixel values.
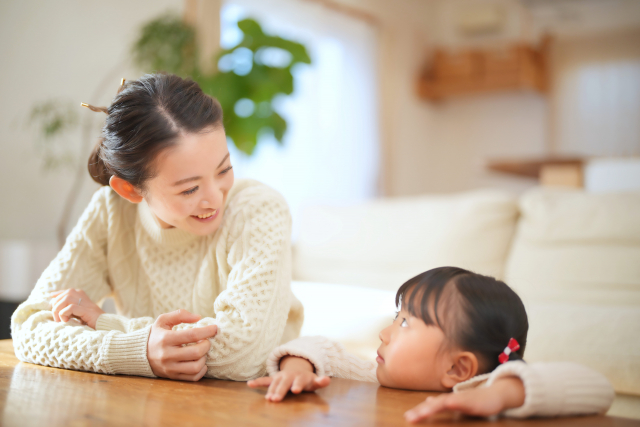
left=395, top=266, right=528, bottom=374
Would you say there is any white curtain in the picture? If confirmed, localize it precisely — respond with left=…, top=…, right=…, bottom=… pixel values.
left=221, top=0, right=380, bottom=239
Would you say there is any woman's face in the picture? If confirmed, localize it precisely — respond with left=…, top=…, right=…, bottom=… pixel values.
left=375, top=306, right=452, bottom=391
left=142, top=126, right=234, bottom=236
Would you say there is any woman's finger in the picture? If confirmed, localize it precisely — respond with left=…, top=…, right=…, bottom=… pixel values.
left=51, top=290, right=77, bottom=305
left=58, top=304, right=86, bottom=323
left=164, top=339, right=210, bottom=363
left=48, top=290, right=67, bottom=298
left=176, top=339, right=211, bottom=361
left=248, top=377, right=273, bottom=388
left=167, top=325, right=218, bottom=346
left=52, top=294, right=80, bottom=322
left=174, top=364, right=208, bottom=382
left=174, top=356, right=206, bottom=376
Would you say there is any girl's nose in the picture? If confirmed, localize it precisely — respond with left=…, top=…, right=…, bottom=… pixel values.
left=379, top=325, right=391, bottom=344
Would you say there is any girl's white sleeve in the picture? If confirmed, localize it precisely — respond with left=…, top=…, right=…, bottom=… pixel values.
left=11, top=188, right=155, bottom=377
left=174, top=187, right=298, bottom=381
left=454, top=361, right=615, bottom=418
left=266, top=336, right=378, bottom=383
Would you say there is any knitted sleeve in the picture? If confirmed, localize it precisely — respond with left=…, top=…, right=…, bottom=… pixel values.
left=453, top=361, right=615, bottom=418
left=11, top=188, right=155, bottom=377
left=175, top=186, right=296, bottom=380
left=266, top=336, right=378, bottom=382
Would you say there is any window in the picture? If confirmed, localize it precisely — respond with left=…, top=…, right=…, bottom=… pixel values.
left=221, top=0, right=380, bottom=239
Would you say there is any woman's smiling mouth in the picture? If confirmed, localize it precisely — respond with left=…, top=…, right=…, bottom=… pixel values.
left=191, top=209, right=219, bottom=222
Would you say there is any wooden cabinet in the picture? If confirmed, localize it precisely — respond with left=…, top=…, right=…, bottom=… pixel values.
left=418, top=38, right=551, bottom=100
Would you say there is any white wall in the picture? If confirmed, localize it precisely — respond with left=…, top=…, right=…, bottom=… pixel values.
left=0, top=0, right=182, bottom=242
left=339, top=0, right=640, bottom=196
left=551, top=29, right=640, bottom=157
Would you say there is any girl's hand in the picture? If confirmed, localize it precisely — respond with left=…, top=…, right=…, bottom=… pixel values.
left=247, top=356, right=331, bottom=401
left=147, top=309, right=218, bottom=381
left=49, top=289, right=105, bottom=329
left=404, top=377, right=525, bottom=423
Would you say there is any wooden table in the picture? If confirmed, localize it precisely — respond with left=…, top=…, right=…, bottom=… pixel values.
left=0, top=340, right=636, bottom=426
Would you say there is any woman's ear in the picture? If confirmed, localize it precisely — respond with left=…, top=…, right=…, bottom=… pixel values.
left=109, top=176, right=143, bottom=204
left=441, top=351, right=479, bottom=389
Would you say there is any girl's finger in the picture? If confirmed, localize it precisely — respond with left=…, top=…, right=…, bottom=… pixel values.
left=291, top=375, right=308, bottom=394
left=404, top=394, right=447, bottom=423
left=309, top=375, right=331, bottom=391
left=266, top=376, right=282, bottom=400
left=248, top=377, right=273, bottom=388
left=272, top=376, right=294, bottom=401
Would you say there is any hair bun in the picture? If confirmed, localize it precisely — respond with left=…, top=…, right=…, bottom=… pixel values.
left=87, top=139, right=112, bottom=186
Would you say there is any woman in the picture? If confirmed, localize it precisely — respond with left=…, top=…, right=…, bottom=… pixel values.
left=11, top=73, right=303, bottom=381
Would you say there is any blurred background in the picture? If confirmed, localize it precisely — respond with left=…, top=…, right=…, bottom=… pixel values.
left=0, top=0, right=639, bottom=418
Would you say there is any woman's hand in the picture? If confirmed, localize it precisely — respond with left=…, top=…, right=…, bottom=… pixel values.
left=404, top=376, right=525, bottom=423
left=247, top=356, right=331, bottom=401
left=49, top=289, right=105, bottom=329
left=147, top=309, right=218, bottom=381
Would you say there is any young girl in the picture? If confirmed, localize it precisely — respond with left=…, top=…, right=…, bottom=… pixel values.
left=248, top=267, right=614, bottom=423
left=11, top=73, right=303, bottom=381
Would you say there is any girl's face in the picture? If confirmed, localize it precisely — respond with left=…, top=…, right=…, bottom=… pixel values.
left=142, top=126, right=234, bottom=236
left=375, top=307, right=452, bottom=391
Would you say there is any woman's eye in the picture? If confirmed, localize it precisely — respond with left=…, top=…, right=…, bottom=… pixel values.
left=181, top=186, right=198, bottom=196
left=219, top=166, right=233, bottom=175
left=394, top=311, right=399, bottom=321
left=401, top=318, right=408, bottom=327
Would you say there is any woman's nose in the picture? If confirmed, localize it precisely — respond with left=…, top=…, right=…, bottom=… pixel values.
left=201, top=185, right=222, bottom=208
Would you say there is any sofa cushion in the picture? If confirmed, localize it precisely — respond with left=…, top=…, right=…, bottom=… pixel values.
left=505, top=188, right=640, bottom=305
left=293, top=190, right=518, bottom=291
left=505, top=188, right=640, bottom=395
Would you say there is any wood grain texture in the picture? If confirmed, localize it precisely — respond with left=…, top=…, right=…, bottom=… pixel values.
left=0, top=340, right=636, bottom=426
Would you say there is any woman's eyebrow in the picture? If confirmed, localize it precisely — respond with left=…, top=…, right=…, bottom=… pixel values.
left=172, top=176, right=200, bottom=186
left=172, top=153, right=231, bottom=186
left=217, top=153, right=230, bottom=168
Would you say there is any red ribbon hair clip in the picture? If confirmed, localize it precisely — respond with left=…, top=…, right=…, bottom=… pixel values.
left=498, top=338, right=520, bottom=364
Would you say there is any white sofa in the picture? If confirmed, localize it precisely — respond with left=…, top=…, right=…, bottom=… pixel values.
left=290, top=187, right=640, bottom=419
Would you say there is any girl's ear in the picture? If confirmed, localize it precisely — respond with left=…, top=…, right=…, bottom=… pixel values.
left=441, top=351, right=479, bottom=389
left=109, top=176, right=143, bottom=204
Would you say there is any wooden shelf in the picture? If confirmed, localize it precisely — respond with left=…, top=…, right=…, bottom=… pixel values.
left=488, top=156, right=584, bottom=188
left=417, top=38, right=551, bottom=101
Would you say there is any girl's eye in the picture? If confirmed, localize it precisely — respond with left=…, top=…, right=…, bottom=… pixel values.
left=394, top=311, right=399, bottom=320
left=181, top=186, right=198, bottom=196
left=220, top=166, right=233, bottom=175
left=401, top=318, right=408, bottom=327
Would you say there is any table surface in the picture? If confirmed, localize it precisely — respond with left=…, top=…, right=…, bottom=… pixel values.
left=0, top=340, right=637, bottom=427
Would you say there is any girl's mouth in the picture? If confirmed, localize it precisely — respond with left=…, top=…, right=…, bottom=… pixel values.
left=376, top=351, right=384, bottom=364
left=191, top=209, right=219, bottom=223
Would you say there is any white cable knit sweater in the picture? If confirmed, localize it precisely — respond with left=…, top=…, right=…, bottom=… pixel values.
left=11, top=179, right=303, bottom=380
left=267, top=336, right=615, bottom=418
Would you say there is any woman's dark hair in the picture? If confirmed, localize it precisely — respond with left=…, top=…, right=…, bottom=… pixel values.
left=395, top=266, right=528, bottom=374
left=87, top=73, right=223, bottom=187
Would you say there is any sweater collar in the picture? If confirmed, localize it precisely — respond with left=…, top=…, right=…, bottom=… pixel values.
left=137, top=200, right=200, bottom=247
